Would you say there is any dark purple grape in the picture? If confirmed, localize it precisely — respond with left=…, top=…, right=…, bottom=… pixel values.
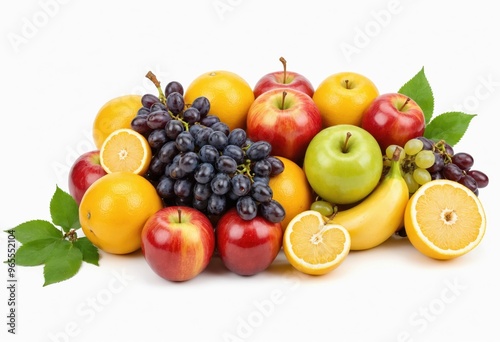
left=194, top=127, right=214, bottom=147
left=165, top=120, right=185, bottom=139
left=157, top=141, right=178, bottom=164
left=194, top=163, right=215, bottom=184
left=228, top=128, right=247, bottom=147
left=207, top=194, right=226, bottom=215
left=199, top=115, right=220, bottom=127
left=468, top=170, right=489, bottom=188
left=251, top=182, right=273, bottom=203
left=147, top=129, right=168, bottom=150
left=147, top=111, right=171, bottom=130
left=156, top=176, right=175, bottom=199
left=442, top=163, right=465, bottom=181
left=444, top=143, right=454, bottom=156
left=182, top=107, right=201, bottom=124
left=165, top=81, right=184, bottom=96
left=427, top=152, right=444, bottom=173
left=174, top=178, right=194, bottom=199
left=231, top=174, right=252, bottom=197
left=131, top=116, right=152, bottom=136
left=431, top=171, right=444, bottom=180
left=150, top=102, right=167, bottom=112
left=179, top=151, right=199, bottom=173
left=141, top=94, right=160, bottom=109
left=223, top=145, right=245, bottom=165
left=199, top=144, right=219, bottom=164
left=266, top=156, right=285, bottom=176
left=246, top=141, right=272, bottom=161
left=191, top=96, right=210, bottom=118
left=452, top=152, right=474, bottom=171
left=148, top=156, right=165, bottom=177
left=189, top=123, right=203, bottom=137
left=193, top=182, right=212, bottom=201
left=236, top=196, right=258, bottom=220
left=211, top=122, right=230, bottom=136
left=166, top=92, right=185, bottom=114
left=259, top=200, right=286, bottom=223
left=208, top=131, right=228, bottom=151
left=252, top=159, right=272, bottom=177
left=216, top=155, right=237, bottom=174
left=458, top=175, right=478, bottom=194
left=137, top=107, right=150, bottom=116
left=210, top=173, right=231, bottom=195
left=175, top=131, right=195, bottom=152
left=168, top=163, right=186, bottom=179
left=416, top=136, right=434, bottom=150
left=253, top=176, right=270, bottom=185
left=192, top=198, right=208, bottom=211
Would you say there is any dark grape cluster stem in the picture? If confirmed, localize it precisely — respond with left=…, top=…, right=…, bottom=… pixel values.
left=130, top=72, right=286, bottom=224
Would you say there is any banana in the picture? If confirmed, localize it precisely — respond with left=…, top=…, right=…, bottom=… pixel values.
left=329, top=151, right=409, bottom=250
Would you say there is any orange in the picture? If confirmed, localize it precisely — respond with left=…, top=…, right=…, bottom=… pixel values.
left=99, top=128, right=152, bottom=175
left=313, top=72, right=379, bottom=127
left=93, top=94, right=142, bottom=149
left=184, top=70, right=254, bottom=130
left=79, top=172, right=163, bottom=254
left=283, top=210, right=350, bottom=275
left=404, top=179, right=486, bottom=260
left=268, top=156, right=315, bottom=230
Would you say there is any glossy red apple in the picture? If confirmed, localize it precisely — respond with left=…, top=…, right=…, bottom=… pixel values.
left=253, top=57, right=315, bottom=98
left=361, top=93, right=425, bottom=152
left=246, top=88, right=322, bottom=165
left=68, top=150, right=107, bottom=204
left=141, top=206, right=215, bottom=282
left=216, top=208, right=283, bottom=276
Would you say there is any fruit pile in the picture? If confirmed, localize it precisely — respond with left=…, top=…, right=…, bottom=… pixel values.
left=8, top=59, right=490, bottom=285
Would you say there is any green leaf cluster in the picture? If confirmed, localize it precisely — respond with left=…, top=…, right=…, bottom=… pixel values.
left=398, top=67, right=476, bottom=146
left=5, top=186, right=99, bottom=286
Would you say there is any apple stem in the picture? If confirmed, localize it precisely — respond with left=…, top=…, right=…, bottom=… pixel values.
left=146, top=71, right=166, bottom=104
left=342, top=132, right=352, bottom=153
left=344, top=79, right=351, bottom=89
left=399, top=97, right=411, bottom=111
left=177, top=208, right=182, bottom=223
left=279, top=57, right=287, bottom=84
left=281, top=91, right=287, bottom=110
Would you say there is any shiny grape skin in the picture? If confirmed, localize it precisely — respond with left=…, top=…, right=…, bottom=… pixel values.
left=157, top=141, right=178, bottom=164
left=416, top=136, right=434, bottom=150
left=458, top=174, right=478, bottom=194
left=165, top=81, right=184, bottom=96
left=259, top=200, right=286, bottom=223
left=191, top=96, right=210, bottom=118
left=147, top=129, right=168, bottom=150
left=166, top=92, right=185, bottom=114
left=442, top=163, right=465, bottom=181
left=131, top=115, right=152, bottom=136
left=236, top=196, right=258, bottom=220
left=246, top=141, right=272, bottom=161
left=427, top=152, right=445, bottom=173
left=468, top=170, right=489, bottom=188
left=452, top=152, right=474, bottom=171
left=147, top=111, right=171, bottom=130
left=141, top=94, right=160, bottom=109
left=227, top=128, right=247, bottom=146
left=266, top=156, right=285, bottom=176
left=231, top=174, right=252, bottom=197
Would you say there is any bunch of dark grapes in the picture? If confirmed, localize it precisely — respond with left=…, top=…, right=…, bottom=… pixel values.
left=130, top=74, right=286, bottom=224
left=386, top=136, right=489, bottom=196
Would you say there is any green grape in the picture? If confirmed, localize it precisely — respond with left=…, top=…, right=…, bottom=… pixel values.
left=403, top=172, right=420, bottom=193
left=414, top=150, right=436, bottom=169
left=310, top=200, right=334, bottom=217
left=413, top=167, right=432, bottom=185
left=404, top=139, right=424, bottom=156
left=385, top=144, right=405, bottom=160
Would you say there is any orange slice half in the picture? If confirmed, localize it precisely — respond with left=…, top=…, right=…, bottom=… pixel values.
left=404, top=179, right=486, bottom=260
left=283, top=210, right=350, bottom=275
left=99, top=128, right=151, bottom=175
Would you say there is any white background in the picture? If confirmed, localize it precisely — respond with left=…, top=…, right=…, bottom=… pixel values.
left=1, top=1, right=499, bottom=341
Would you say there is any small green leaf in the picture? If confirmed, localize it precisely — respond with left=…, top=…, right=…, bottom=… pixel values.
left=15, top=238, right=62, bottom=266
left=8, top=220, right=62, bottom=244
left=50, top=185, right=80, bottom=232
left=43, top=242, right=83, bottom=286
left=424, top=112, right=477, bottom=146
left=74, top=237, right=100, bottom=266
left=398, top=66, right=434, bottom=124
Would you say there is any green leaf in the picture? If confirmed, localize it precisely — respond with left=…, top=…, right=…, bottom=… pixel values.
left=398, top=66, right=434, bottom=124
left=74, top=237, right=100, bottom=266
left=424, top=112, right=477, bottom=146
left=8, top=220, right=62, bottom=244
left=43, top=241, right=83, bottom=286
left=50, top=185, right=80, bottom=232
left=15, top=238, right=62, bottom=266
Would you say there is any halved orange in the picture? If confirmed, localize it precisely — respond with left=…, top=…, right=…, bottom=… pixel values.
left=283, top=210, right=350, bottom=275
left=404, top=179, right=486, bottom=260
left=99, top=128, right=152, bottom=175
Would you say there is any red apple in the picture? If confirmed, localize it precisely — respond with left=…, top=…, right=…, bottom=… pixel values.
left=68, top=150, right=107, bottom=204
left=141, top=206, right=215, bottom=282
left=361, top=93, right=425, bottom=152
left=246, top=88, right=322, bottom=165
left=253, top=57, right=314, bottom=98
left=216, top=208, right=283, bottom=276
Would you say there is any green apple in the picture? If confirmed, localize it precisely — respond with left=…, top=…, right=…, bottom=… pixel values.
left=303, top=124, right=383, bottom=205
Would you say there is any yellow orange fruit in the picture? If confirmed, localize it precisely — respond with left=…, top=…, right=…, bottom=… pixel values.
left=184, top=70, right=254, bottom=130
left=99, top=128, right=152, bottom=175
left=268, top=156, right=315, bottom=230
left=79, top=172, right=163, bottom=254
left=283, top=210, right=350, bottom=275
left=404, top=179, right=486, bottom=260
left=92, top=94, right=142, bottom=149
left=313, top=72, right=379, bottom=127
